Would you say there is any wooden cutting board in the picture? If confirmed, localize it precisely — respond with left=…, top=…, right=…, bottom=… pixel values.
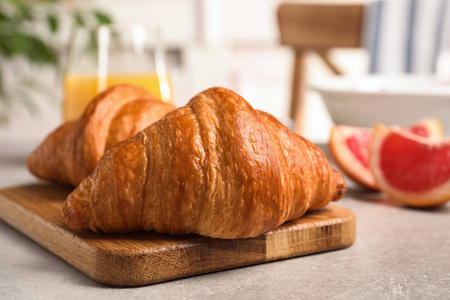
left=0, top=183, right=356, bottom=287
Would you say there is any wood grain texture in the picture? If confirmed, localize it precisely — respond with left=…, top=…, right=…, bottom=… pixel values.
left=277, top=4, right=364, bottom=49
left=0, top=184, right=356, bottom=286
left=290, top=49, right=307, bottom=126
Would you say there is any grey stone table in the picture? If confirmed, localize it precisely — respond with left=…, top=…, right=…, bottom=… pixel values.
left=1, top=140, right=449, bottom=300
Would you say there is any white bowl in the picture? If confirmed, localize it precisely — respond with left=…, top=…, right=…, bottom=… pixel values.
left=311, top=75, right=450, bottom=134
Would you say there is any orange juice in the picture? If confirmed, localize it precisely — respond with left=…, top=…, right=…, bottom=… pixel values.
left=63, top=73, right=171, bottom=121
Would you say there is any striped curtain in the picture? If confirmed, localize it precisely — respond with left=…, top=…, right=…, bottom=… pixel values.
left=364, top=0, right=450, bottom=74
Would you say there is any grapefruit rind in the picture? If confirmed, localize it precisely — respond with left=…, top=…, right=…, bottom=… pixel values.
left=329, top=126, right=377, bottom=190
left=370, top=124, right=450, bottom=207
left=411, top=118, right=444, bottom=139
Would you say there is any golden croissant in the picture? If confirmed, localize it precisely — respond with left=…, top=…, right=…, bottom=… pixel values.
left=63, top=87, right=346, bottom=239
left=27, top=84, right=175, bottom=186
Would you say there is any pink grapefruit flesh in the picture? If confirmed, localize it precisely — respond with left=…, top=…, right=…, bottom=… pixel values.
left=380, top=133, right=450, bottom=192
left=344, top=131, right=371, bottom=169
left=371, top=124, right=450, bottom=207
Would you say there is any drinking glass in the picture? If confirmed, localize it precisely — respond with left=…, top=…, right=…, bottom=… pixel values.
left=63, top=24, right=172, bottom=121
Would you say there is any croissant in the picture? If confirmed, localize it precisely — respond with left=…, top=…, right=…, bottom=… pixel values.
left=63, top=87, right=346, bottom=239
left=27, top=84, right=175, bottom=186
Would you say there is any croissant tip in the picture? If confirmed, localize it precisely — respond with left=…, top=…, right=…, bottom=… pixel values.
left=333, top=185, right=347, bottom=202
left=26, top=149, right=42, bottom=178
left=62, top=189, right=90, bottom=231
left=332, top=169, right=347, bottom=202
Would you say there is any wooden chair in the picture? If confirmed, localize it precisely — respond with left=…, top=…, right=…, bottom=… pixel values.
left=277, top=3, right=365, bottom=133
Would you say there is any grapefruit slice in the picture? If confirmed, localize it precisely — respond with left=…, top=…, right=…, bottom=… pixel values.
left=370, top=124, right=450, bottom=207
left=329, top=119, right=443, bottom=190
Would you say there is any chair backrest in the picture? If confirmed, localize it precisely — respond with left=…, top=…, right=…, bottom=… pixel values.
left=277, top=3, right=365, bottom=129
left=278, top=3, right=365, bottom=49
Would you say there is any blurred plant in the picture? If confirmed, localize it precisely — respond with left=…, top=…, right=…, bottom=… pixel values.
left=0, top=0, right=113, bottom=124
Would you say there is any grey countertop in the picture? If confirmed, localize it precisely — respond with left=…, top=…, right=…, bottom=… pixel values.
left=1, top=140, right=449, bottom=300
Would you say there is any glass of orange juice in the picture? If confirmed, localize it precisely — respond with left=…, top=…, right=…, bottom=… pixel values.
left=63, top=24, right=172, bottom=121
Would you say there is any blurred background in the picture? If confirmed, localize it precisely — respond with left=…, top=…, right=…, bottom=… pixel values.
left=1, top=0, right=450, bottom=147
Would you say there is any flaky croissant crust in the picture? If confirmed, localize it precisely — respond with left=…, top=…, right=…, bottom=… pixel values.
left=63, top=87, right=346, bottom=239
left=27, top=84, right=175, bottom=186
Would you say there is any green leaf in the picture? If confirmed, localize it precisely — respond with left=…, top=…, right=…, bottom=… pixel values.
left=0, top=11, right=9, bottom=23
left=73, top=11, right=85, bottom=27
left=13, top=0, right=34, bottom=21
left=46, top=13, right=58, bottom=33
left=0, top=34, right=18, bottom=57
left=0, top=33, right=58, bottom=65
left=93, top=11, right=112, bottom=25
